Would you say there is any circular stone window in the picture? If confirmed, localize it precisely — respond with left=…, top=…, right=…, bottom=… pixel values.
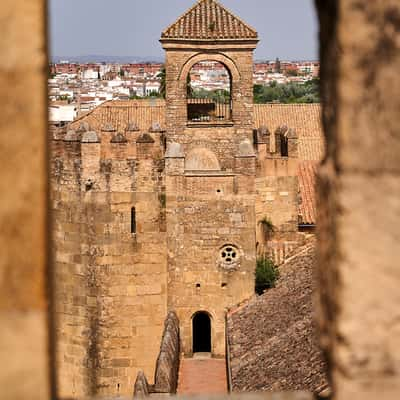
left=219, top=244, right=240, bottom=271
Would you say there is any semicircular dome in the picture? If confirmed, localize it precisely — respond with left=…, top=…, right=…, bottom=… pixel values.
left=185, top=147, right=221, bottom=171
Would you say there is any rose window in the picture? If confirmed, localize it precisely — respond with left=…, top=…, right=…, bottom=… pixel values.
left=219, top=245, right=240, bottom=270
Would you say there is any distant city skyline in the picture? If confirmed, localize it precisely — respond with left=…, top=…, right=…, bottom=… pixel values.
left=49, top=0, right=318, bottom=61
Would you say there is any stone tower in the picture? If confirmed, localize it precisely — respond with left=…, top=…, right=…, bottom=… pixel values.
left=161, top=0, right=259, bottom=356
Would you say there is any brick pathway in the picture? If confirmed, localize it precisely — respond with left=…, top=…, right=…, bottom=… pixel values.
left=177, top=356, right=228, bottom=395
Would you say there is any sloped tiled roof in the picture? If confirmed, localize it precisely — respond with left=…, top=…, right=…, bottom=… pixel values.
left=161, top=0, right=258, bottom=40
left=227, top=240, right=328, bottom=394
left=298, top=161, right=318, bottom=225
left=70, top=100, right=166, bottom=133
left=254, top=104, right=325, bottom=161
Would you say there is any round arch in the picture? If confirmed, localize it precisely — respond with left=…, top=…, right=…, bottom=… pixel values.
left=178, top=52, right=241, bottom=83
left=185, top=147, right=221, bottom=171
left=191, top=310, right=213, bottom=354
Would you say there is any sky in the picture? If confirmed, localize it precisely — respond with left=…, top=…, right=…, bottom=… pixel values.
left=48, top=0, right=318, bottom=61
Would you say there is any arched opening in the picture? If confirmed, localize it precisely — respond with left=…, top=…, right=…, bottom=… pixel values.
left=192, top=311, right=212, bottom=354
left=280, top=134, right=289, bottom=157
left=186, top=61, right=232, bottom=123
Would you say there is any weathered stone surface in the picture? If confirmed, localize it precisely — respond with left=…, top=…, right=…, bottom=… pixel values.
left=82, top=131, right=101, bottom=143
left=165, top=142, right=184, bottom=158
left=127, top=122, right=140, bottom=132
left=110, top=132, right=128, bottom=143
left=316, top=1, right=400, bottom=399
left=137, top=133, right=155, bottom=143
left=0, top=0, right=50, bottom=399
left=154, top=311, right=180, bottom=394
left=52, top=128, right=167, bottom=398
left=102, top=122, right=116, bottom=132
left=133, top=370, right=150, bottom=398
left=77, top=121, right=90, bottom=133
left=227, top=239, right=328, bottom=394
left=185, top=147, right=221, bottom=171
left=238, top=139, right=256, bottom=157
left=64, top=129, right=81, bottom=142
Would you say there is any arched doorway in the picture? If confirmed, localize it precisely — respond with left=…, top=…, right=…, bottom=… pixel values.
left=192, top=311, right=212, bottom=354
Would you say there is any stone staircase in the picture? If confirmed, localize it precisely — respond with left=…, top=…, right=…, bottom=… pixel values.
left=177, top=354, right=228, bottom=395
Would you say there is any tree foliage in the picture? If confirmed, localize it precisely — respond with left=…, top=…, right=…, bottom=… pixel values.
left=255, top=257, right=279, bottom=295
left=191, top=88, right=230, bottom=103
left=157, top=67, right=166, bottom=99
left=254, top=78, right=320, bottom=104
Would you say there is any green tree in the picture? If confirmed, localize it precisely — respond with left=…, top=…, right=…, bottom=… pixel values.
left=157, top=67, right=166, bottom=99
left=255, top=257, right=279, bottom=295
left=253, top=78, right=320, bottom=104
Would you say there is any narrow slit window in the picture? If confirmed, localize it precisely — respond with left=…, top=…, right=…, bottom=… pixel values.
left=131, top=207, right=136, bottom=234
left=280, top=134, right=289, bottom=157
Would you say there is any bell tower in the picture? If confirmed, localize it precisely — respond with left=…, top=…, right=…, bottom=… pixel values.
left=161, top=0, right=259, bottom=357
left=160, top=0, right=259, bottom=144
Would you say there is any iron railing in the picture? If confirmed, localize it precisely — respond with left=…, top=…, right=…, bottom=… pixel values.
left=187, top=98, right=232, bottom=122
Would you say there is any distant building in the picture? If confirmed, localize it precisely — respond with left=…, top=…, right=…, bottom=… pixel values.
left=49, top=104, right=77, bottom=124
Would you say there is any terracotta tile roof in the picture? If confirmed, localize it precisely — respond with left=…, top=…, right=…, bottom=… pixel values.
left=254, top=104, right=325, bottom=161
left=227, top=240, right=328, bottom=394
left=298, top=161, right=318, bottom=225
left=161, top=0, right=258, bottom=40
left=70, top=99, right=166, bottom=133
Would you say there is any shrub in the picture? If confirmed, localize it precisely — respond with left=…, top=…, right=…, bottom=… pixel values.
left=255, top=257, right=279, bottom=295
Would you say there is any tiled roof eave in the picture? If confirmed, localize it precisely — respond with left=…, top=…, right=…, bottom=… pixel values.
left=160, top=37, right=259, bottom=44
left=160, top=0, right=258, bottom=42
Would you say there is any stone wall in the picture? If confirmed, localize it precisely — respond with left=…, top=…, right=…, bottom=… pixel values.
left=0, top=1, right=51, bottom=399
left=52, top=129, right=168, bottom=398
left=255, top=128, right=302, bottom=265
left=164, top=49, right=255, bottom=141
left=316, top=0, right=400, bottom=398
left=166, top=174, right=257, bottom=356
